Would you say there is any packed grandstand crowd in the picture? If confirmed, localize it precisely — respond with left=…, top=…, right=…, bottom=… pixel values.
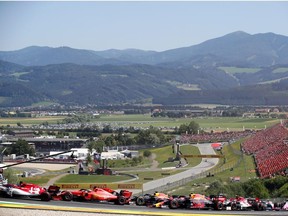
left=179, top=121, right=288, bottom=179
left=179, top=130, right=253, bottom=144
left=241, top=121, right=288, bottom=178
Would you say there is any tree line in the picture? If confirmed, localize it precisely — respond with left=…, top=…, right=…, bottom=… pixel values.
left=206, top=176, right=288, bottom=198
left=0, top=121, right=201, bottom=156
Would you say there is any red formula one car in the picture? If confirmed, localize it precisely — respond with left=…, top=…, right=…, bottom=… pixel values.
left=0, top=182, right=51, bottom=201
left=47, top=185, right=73, bottom=201
left=209, top=194, right=229, bottom=210
left=71, top=187, right=132, bottom=205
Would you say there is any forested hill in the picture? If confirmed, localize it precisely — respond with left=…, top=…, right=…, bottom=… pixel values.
left=153, top=78, right=288, bottom=106
left=0, top=63, right=238, bottom=106
left=0, top=31, right=288, bottom=107
left=1, top=31, right=288, bottom=67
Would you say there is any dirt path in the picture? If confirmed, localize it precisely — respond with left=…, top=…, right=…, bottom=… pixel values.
left=150, top=153, right=159, bottom=169
left=44, top=172, right=70, bottom=187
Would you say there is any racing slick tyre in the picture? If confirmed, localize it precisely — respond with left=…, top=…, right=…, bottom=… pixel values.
left=116, top=195, right=126, bottom=205
left=62, top=191, right=73, bottom=201
left=136, top=196, right=145, bottom=206
left=252, top=202, right=260, bottom=211
left=40, top=192, right=51, bottom=201
left=231, top=203, right=237, bottom=211
left=168, top=199, right=179, bottom=209
left=215, top=201, right=224, bottom=210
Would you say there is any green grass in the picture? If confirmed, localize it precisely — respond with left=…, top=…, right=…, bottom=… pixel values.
left=0, top=97, right=8, bottom=103
left=56, top=174, right=131, bottom=183
left=93, top=115, right=278, bottom=131
left=219, top=67, right=261, bottom=74
left=0, top=116, right=65, bottom=126
left=61, top=90, right=73, bottom=96
left=118, top=145, right=202, bottom=183
left=259, top=77, right=288, bottom=84
left=10, top=72, right=30, bottom=81
left=166, top=81, right=201, bottom=91
left=150, top=146, right=176, bottom=168
left=121, top=170, right=182, bottom=183
left=165, top=139, right=257, bottom=195
left=272, top=67, right=288, bottom=73
left=0, top=114, right=278, bottom=132
left=180, top=145, right=203, bottom=167
left=11, top=72, right=30, bottom=78
left=177, top=84, right=201, bottom=91
left=31, top=101, right=59, bottom=107
left=19, top=174, right=59, bottom=186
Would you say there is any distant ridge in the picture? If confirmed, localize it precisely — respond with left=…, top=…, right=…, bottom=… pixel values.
left=0, top=31, right=288, bottom=107
left=0, top=31, right=287, bottom=67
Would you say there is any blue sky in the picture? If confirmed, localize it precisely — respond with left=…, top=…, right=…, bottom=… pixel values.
left=0, top=1, right=288, bottom=51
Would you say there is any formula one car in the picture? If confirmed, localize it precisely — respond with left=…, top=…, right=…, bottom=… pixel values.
left=71, top=187, right=132, bottom=205
left=0, top=181, right=51, bottom=201
left=226, top=196, right=266, bottom=211
left=209, top=194, right=229, bottom=210
left=273, top=200, right=288, bottom=211
left=132, top=192, right=170, bottom=207
left=47, top=185, right=73, bottom=201
left=167, top=193, right=214, bottom=209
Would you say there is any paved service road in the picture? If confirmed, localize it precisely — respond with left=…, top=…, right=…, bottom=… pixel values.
left=143, top=143, right=219, bottom=193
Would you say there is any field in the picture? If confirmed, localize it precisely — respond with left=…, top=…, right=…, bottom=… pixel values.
left=0, top=116, right=65, bottom=126
left=0, top=114, right=279, bottom=132
left=218, top=66, right=261, bottom=74
left=272, top=67, right=288, bottom=73
left=91, top=115, right=278, bottom=131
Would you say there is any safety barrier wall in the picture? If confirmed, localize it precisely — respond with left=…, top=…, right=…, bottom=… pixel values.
left=54, top=183, right=143, bottom=190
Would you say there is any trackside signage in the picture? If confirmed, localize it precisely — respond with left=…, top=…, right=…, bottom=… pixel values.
left=89, top=184, right=108, bottom=189
left=58, top=184, right=79, bottom=189
left=54, top=183, right=142, bottom=190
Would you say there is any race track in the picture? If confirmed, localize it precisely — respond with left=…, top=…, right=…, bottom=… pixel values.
left=0, top=197, right=287, bottom=216
left=2, top=143, right=286, bottom=215
left=143, top=143, right=219, bottom=193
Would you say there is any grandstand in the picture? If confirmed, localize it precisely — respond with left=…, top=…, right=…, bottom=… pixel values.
left=179, top=130, right=253, bottom=144
left=177, top=122, right=288, bottom=179
left=241, top=121, right=288, bottom=178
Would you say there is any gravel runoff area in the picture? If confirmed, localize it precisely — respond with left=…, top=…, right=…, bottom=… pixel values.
left=0, top=208, right=138, bottom=216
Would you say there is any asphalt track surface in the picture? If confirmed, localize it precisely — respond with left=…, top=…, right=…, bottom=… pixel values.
left=0, top=197, right=287, bottom=216
left=143, top=143, right=219, bottom=192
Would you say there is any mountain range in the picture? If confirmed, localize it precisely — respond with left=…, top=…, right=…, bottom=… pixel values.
left=0, top=31, right=288, bottom=107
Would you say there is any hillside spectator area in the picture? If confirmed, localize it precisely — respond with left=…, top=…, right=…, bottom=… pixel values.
left=241, top=121, right=288, bottom=178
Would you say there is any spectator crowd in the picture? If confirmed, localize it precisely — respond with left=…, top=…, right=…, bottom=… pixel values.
left=179, top=130, right=253, bottom=144
left=242, top=121, right=288, bottom=178
left=178, top=121, right=288, bottom=179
